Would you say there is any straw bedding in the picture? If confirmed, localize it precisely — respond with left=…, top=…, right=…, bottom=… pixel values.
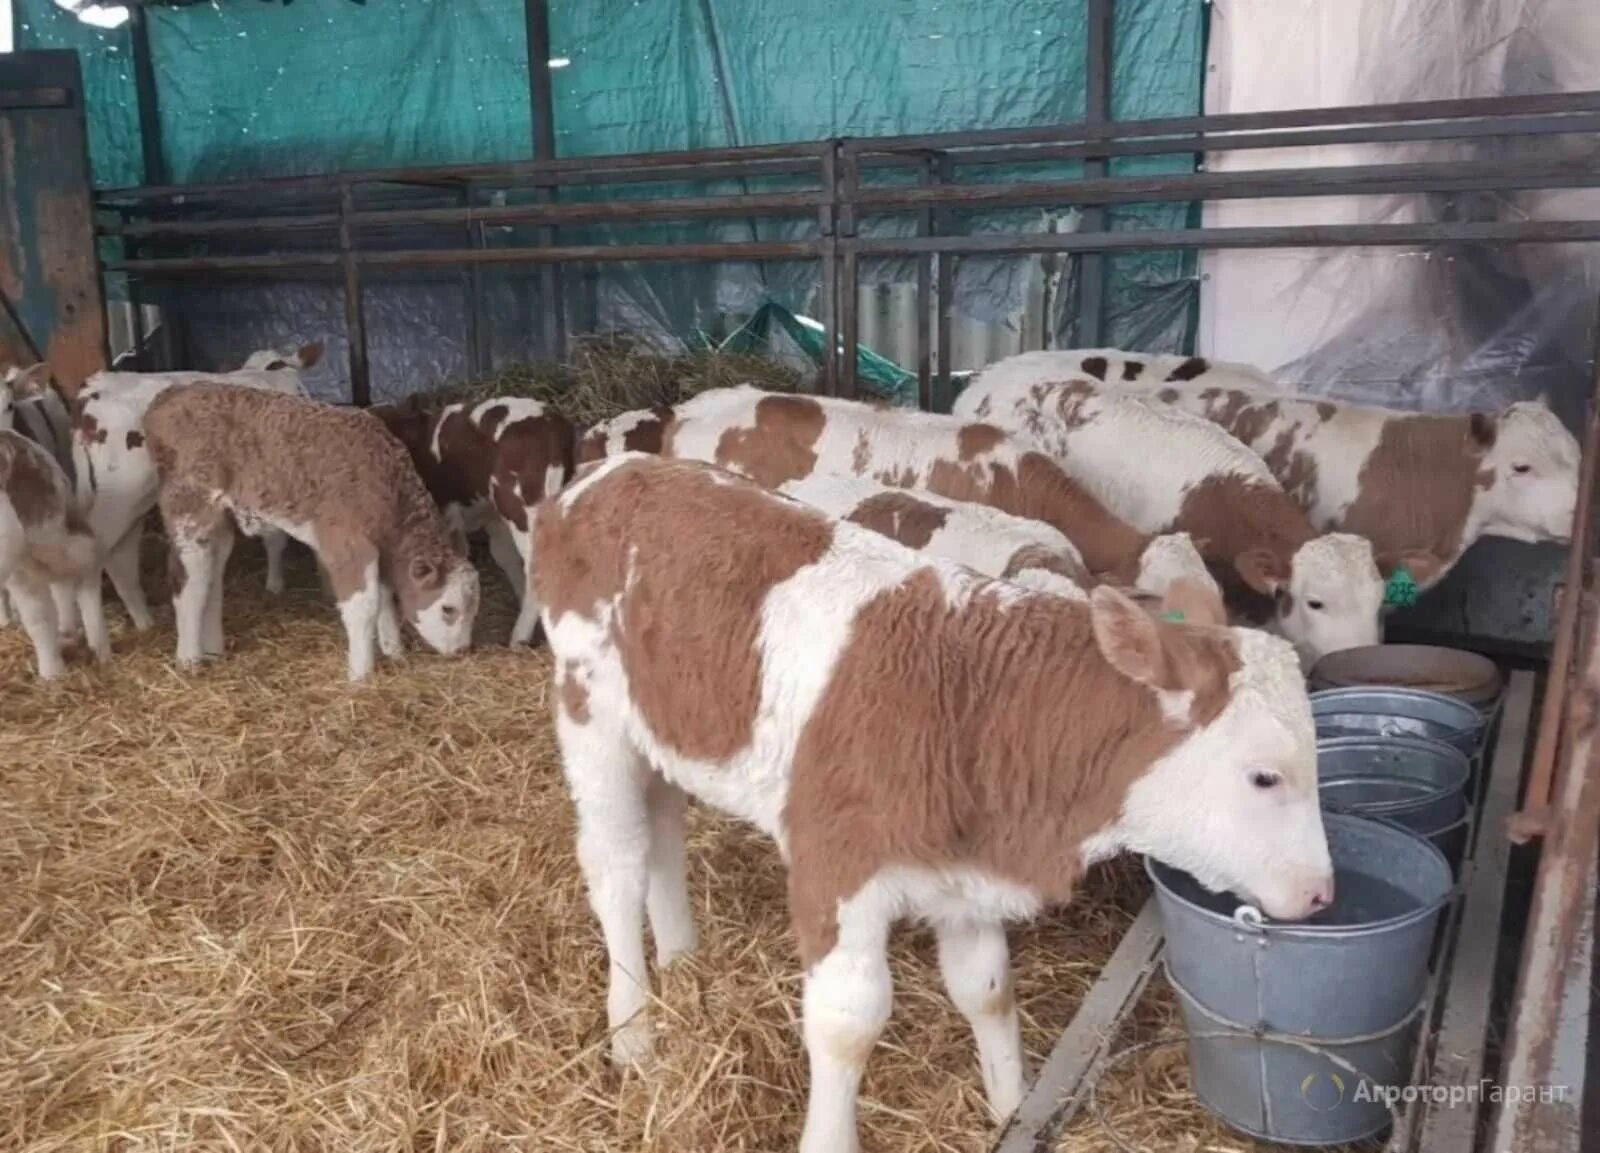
left=0, top=538, right=1168, bottom=1153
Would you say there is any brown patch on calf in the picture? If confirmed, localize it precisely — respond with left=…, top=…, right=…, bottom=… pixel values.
left=1166, top=357, right=1210, bottom=382
left=714, top=395, right=826, bottom=490
left=535, top=457, right=834, bottom=763
left=845, top=490, right=950, bottom=550
left=1122, top=360, right=1144, bottom=381
left=1157, top=387, right=1180, bottom=403
left=125, top=429, right=145, bottom=450
left=1261, top=428, right=1321, bottom=509
left=1316, top=402, right=1336, bottom=421
left=784, top=574, right=1240, bottom=962
left=957, top=422, right=1005, bottom=460
left=490, top=410, right=576, bottom=532
left=1172, top=474, right=1313, bottom=625
left=1079, top=356, right=1109, bottom=381
left=1001, top=543, right=1091, bottom=588
left=0, top=431, right=66, bottom=525
left=1227, top=400, right=1279, bottom=447
left=1339, top=413, right=1499, bottom=569
left=560, top=660, right=591, bottom=724
left=77, top=410, right=108, bottom=445
left=925, top=451, right=1149, bottom=583
left=851, top=429, right=874, bottom=473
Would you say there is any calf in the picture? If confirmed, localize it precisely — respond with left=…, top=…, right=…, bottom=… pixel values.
left=1, top=363, right=76, bottom=632
left=372, top=394, right=574, bottom=645
left=778, top=471, right=1225, bottom=620
left=954, top=377, right=1398, bottom=666
left=143, top=385, right=479, bottom=682
left=580, top=387, right=1165, bottom=588
left=537, top=453, right=1333, bottom=1153
left=978, top=348, right=1581, bottom=587
left=0, top=430, right=109, bottom=679
left=71, top=342, right=321, bottom=629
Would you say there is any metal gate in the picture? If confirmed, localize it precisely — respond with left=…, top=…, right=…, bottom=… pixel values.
left=0, top=49, right=106, bottom=391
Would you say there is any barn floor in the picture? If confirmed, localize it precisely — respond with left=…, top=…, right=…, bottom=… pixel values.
left=2, top=539, right=1304, bottom=1153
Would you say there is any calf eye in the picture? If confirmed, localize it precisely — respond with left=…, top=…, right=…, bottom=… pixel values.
left=1306, top=598, right=1325, bottom=610
left=441, top=606, right=460, bottom=623
left=1251, top=771, right=1282, bottom=790
left=1512, top=463, right=1532, bottom=475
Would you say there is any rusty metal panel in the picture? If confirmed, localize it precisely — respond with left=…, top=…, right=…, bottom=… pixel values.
left=0, top=50, right=107, bottom=393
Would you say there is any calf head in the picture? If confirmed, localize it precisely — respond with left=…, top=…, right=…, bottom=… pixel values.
left=1477, top=401, right=1581, bottom=544
left=395, top=550, right=480, bottom=655
left=1134, top=532, right=1221, bottom=606
left=1, top=363, right=52, bottom=429
left=240, top=341, right=324, bottom=372
left=1236, top=533, right=1383, bottom=666
left=1090, top=587, right=1333, bottom=920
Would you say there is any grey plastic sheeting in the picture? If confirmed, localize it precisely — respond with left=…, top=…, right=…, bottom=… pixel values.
left=1199, top=0, right=1599, bottom=647
left=16, top=0, right=1205, bottom=394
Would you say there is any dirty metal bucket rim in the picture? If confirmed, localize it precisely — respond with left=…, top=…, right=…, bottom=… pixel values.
left=1310, top=685, right=1485, bottom=731
left=1144, top=813, right=1454, bottom=938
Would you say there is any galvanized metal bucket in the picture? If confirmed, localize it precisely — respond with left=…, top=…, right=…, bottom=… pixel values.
left=1149, top=813, right=1453, bottom=1145
left=1317, top=736, right=1473, bottom=868
left=1308, top=644, right=1502, bottom=716
left=1310, top=686, right=1485, bottom=756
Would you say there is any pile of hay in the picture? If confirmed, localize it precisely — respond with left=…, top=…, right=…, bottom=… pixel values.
left=424, top=333, right=804, bottom=428
left=1, top=540, right=1171, bottom=1153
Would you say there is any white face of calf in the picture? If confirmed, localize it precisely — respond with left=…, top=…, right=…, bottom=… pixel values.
left=1479, top=402, right=1581, bottom=544
left=1, top=363, right=50, bottom=430
left=408, top=557, right=480, bottom=655
left=1238, top=534, right=1383, bottom=667
left=1115, top=624, right=1334, bottom=920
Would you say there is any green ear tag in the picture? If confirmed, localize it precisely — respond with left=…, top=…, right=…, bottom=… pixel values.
left=1384, top=567, right=1419, bottom=608
left=1162, top=610, right=1185, bottom=622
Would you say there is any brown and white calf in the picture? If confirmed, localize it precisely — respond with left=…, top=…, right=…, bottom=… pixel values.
left=580, top=387, right=1201, bottom=594
left=372, top=395, right=574, bottom=645
left=1, top=363, right=77, bottom=632
left=537, top=453, right=1333, bottom=1153
left=70, top=342, right=322, bottom=630
left=954, top=377, right=1400, bottom=666
left=778, top=471, right=1225, bottom=621
left=143, top=385, right=479, bottom=682
left=979, top=348, right=1581, bottom=588
left=0, top=430, right=109, bottom=679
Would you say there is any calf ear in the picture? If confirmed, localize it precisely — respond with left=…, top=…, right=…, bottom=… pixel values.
left=410, top=555, right=445, bottom=588
left=295, top=341, right=324, bottom=370
left=1090, top=585, right=1168, bottom=686
left=1234, top=548, right=1287, bottom=596
left=1469, top=412, right=1498, bottom=448
left=1379, top=549, right=1445, bottom=589
left=1160, top=576, right=1228, bottom=627
left=7, top=362, right=52, bottom=396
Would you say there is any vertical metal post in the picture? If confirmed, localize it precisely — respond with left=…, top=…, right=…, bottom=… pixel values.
left=1078, top=0, right=1113, bottom=348
left=934, top=153, right=954, bottom=413
left=817, top=143, right=838, bottom=396
left=462, top=182, right=489, bottom=378
left=916, top=154, right=934, bottom=411
left=838, top=144, right=860, bottom=400
left=525, top=0, right=565, bottom=360
left=337, top=182, right=371, bottom=407
left=128, top=6, right=175, bottom=369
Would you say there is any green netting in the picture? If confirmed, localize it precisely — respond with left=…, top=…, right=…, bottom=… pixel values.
left=12, top=0, right=141, bottom=188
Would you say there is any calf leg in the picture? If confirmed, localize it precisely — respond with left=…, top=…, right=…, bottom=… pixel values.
left=799, top=899, right=894, bottom=1153
left=937, top=921, right=1024, bottom=1121
left=645, top=775, right=696, bottom=966
left=74, top=570, right=111, bottom=665
left=486, top=517, right=524, bottom=598
left=0, top=587, right=12, bottom=627
left=336, top=562, right=381, bottom=682
left=51, top=580, right=83, bottom=645
left=559, top=706, right=655, bottom=1066
left=376, top=582, right=404, bottom=660
left=169, top=532, right=218, bottom=669
left=202, top=522, right=236, bottom=658
left=263, top=529, right=288, bottom=595
left=8, top=572, right=65, bottom=680
left=104, top=527, right=153, bottom=630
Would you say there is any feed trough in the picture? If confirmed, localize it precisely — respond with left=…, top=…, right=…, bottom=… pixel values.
left=1149, top=814, right=1454, bottom=1145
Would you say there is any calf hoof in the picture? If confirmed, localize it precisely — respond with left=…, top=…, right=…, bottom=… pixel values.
left=510, top=622, right=547, bottom=650
left=609, top=1017, right=655, bottom=1070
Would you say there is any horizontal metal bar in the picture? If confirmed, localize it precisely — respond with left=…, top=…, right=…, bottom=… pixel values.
left=103, top=189, right=829, bottom=239
left=851, top=219, right=1600, bottom=256
left=0, top=86, right=71, bottom=110
left=97, top=140, right=834, bottom=206
left=852, top=156, right=1600, bottom=214
left=105, top=239, right=821, bottom=274
left=845, top=90, right=1600, bottom=156
left=909, top=110, right=1600, bottom=170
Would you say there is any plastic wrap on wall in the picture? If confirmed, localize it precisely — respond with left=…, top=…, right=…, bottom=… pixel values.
left=1200, top=0, right=1600, bottom=647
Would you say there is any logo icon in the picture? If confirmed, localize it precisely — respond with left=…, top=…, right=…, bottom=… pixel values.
left=1300, top=1072, right=1347, bottom=1111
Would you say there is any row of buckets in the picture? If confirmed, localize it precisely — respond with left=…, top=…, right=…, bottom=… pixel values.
left=1149, top=645, right=1505, bottom=1145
